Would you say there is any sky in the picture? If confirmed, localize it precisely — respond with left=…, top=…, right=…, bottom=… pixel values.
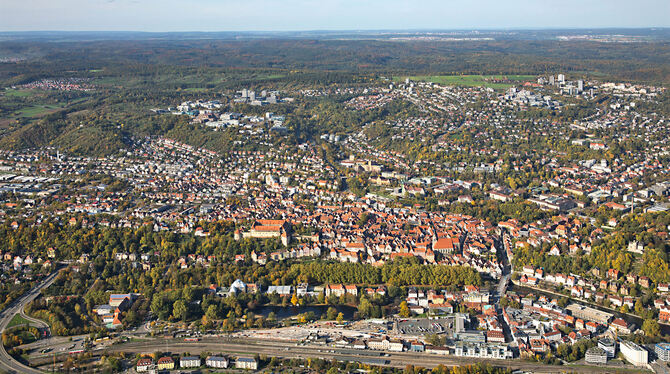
left=1, top=0, right=669, bottom=32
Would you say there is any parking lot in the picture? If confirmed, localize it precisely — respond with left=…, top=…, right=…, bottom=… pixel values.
left=397, top=317, right=452, bottom=337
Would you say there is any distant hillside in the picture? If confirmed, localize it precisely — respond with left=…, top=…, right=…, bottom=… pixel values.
left=1, top=35, right=669, bottom=156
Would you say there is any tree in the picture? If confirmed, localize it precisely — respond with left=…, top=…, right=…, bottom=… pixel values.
left=358, top=296, right=372, bottom=318
left=399, top=301, right=411, bottom=318
left=172, top=299, right=187, bottom=321
left=326, top=307, right=338, bottom=320
left=425, top=333, right=445, bottom=347
left=222, top=316, right=236, bottom=332
left=291, top=294, right=299, bottom=306
left=642, top=319, right=661, bottom=338
left=336, top=312, right=345, bottom=324
left=555, top=343, right=570, bottom=359
left=150, top=295, right=170, bottom=320
left=205, top=305, right=218, bottom=321
left=245, top=312, right=255, bottom=328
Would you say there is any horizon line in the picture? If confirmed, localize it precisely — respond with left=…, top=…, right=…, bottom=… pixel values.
left=1, top=27, right=669, bottom=34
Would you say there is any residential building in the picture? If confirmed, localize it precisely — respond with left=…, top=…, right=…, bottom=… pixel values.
left=157, top=357, right=174, bottom=370
left=206, top=356, right=229, bottom=368
left=136, top=358, right=152, bottom=372
left=180, top=356, right=201, bottom=368
left=236, top=357, right=258, bottom=370
left=609, top=318, right=633, bottom=335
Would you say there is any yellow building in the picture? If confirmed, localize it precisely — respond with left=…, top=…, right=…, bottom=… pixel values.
left=157, top=357, right=174, bottom=370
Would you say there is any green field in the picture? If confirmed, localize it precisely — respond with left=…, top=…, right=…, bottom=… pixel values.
left=6, top=314, right=31, bottom=329
left=14, top=104, right=63, bottom=118
left=394, top=75, right=534, bottom=89
left=4, top=89, right=34, bottom=97
left=182, top=87, right=209, bottom=92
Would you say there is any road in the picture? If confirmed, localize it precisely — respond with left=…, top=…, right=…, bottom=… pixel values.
left=497, top=233, right=513, bottom=296
left=651, top=360, right=670, bottom=374
left=494, top=233, right=514, bottom=345
left=0, top=270, right=60, bottom=374
left=98, top=336, right=643, bottom=374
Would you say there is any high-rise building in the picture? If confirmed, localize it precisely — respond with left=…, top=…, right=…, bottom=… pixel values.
left=558, top=74, right=565, bottom=83
left=549, top=75, right=555, bottom=85
left=578, top=80, right=584, bottom=91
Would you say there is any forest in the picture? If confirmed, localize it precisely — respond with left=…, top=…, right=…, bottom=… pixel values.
left=1, top=34, right=669, bottom=157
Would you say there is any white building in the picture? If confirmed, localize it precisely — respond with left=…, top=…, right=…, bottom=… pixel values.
left=585, top=347, right=608, bottom=364
left=619, top=340, right=648, bottom=367
left=598, top=338, right=616, bottom=358
left=206, top=356, right=229, bottom=368
left=454, top=343, right=512, bottom=359
left=180, top=356, right=200, bottom=368
left=655, top=343, right=670, bottom=362
left=236, top=357, right=258, bottom=370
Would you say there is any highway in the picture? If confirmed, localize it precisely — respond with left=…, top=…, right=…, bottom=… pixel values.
left=0, top=270, right=60, bottom=374
left=101, top=336, right=642, bottom=374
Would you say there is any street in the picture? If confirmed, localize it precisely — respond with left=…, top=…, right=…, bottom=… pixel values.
left=0, top=270, right=60, bottom=374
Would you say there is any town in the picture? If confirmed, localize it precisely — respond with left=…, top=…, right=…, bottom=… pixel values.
left=0, top=25, right=669, bottom=374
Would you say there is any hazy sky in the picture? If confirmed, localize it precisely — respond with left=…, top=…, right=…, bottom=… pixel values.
left=2, top=0, right=669, bottom=32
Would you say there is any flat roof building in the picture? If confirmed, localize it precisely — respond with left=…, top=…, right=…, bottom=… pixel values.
left=598, top=338, right=616, bottom=358
left=620, top=340, right=648, bottom=367
left=585, top=347, right=608, bottom=364
left=454, top=343, right=513, bottom=359
left=656, top=343, right=670, bottom=362
left=567, top=304, right=612, bottom=325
